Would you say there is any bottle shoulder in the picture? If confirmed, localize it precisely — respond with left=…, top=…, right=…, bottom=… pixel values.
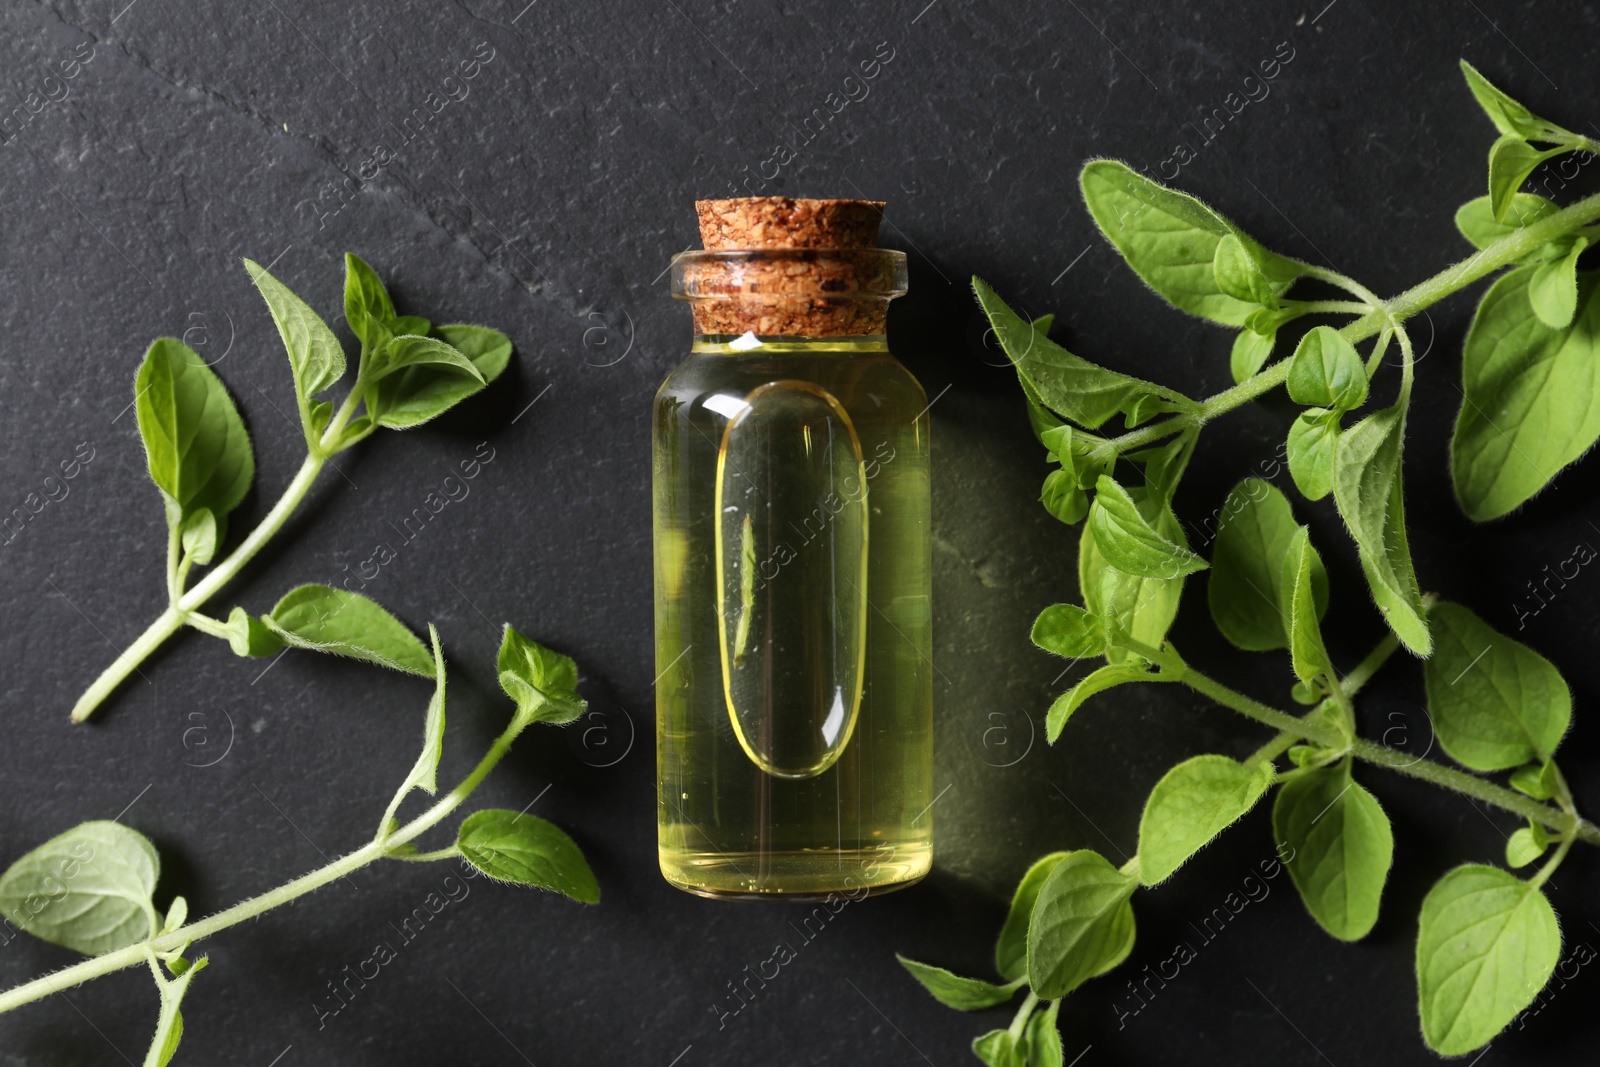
left=655, top=348, right=926, bottom=419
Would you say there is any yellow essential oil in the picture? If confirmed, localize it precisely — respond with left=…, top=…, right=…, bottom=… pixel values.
left=653, top=199, right=932, bottom=900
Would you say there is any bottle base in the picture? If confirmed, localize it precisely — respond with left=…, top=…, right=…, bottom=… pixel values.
left=659, top=843, right=931, bottom=902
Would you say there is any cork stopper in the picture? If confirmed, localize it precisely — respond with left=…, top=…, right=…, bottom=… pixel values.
left=694, top=198, right=884, bottom=251
left=675, top=197, right=904, bottom=338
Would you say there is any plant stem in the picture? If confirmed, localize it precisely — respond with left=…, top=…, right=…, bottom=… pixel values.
left=0, top=715, right=524, bottom=1016
left=1099, top=189, right=1600, bottom=459
left=70, top=453, right=326, bottom=722
left=1341, top=631, right=1401, bottom=697
left=1117, top=638, right=1600, bottom=846
left=1007, top=991, right=1040, bottom=1042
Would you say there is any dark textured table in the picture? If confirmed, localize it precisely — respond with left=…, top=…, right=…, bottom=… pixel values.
left=2, top=1, right=1596, bottom=1064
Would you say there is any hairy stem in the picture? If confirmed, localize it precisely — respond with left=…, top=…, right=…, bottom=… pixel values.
left=1007, top=991, right=1040, bottom=1042
left=0, top=717, right=525, bottom=1016
left=70, top=453, right=326, bottom=722
left=1118, top=638, right=1600, bottom=846
left=1341, top=631, right=1401, bottom=697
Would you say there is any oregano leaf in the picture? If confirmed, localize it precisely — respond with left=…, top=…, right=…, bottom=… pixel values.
left=973, top=278, right=1171, bottom=429
left=1332, top=400, right=1432, bottom=655
left=1286, top=407, right=1340, bottom=501
left=895, top=956, right=1021, bottom=1010
left=1079, top=500, right=1186, bottom=666
left=1230, top=327, right=1276, bottom=383
left=1527, top=236, right=1587, bottom=329
left=1046, top=663, right=1165, bottom=742
left=1453, top=265, right=1600, bottom=520
left=1137, top=755, right=1274, bottom=885
left=1031, top=604, right=1106, bottom=660
left=1207, top=478, right=1328, bottom=652
left=0, top=821, right=160, bottom=955
left=1282, top=526, right=1334, bottom=686
left=498, top=624, right=586, bottom=727
left=1273, top=762, right=1393, bottom=941
left=1079, top=160, right=1303, bottom=326
left=343, top=252, right=397, bottom=351
left=996, top=852, right=1069, bottom=981
left=1422, top=603, right=1570, bottom=771
left=1287, top=326, right=1368, bottom=410
left=1026, top=849, right=1137, bottom=998
left=371, top=324, right=513, bottom=429
left=135, top=339, right=255, bottom=535
left=1416, top=864, right=1560, bottom=1055
left=455, top=809, right=598, bottom=903
left=1459, top=60, right=1574, bottom=144
left=1088, top=474, right=1207, bottom=580
left=262, top=585, right=433, bottom=675
left=244, top=258, right=347, bottom=428
left=1487, top=135, right=1568, bottom=223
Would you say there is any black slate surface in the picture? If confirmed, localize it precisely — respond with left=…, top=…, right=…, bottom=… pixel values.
left=2, top=1, right=1598, bottom=1064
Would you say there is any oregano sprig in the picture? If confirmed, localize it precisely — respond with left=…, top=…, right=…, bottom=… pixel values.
left=907, top=60, right=1600, bottom=1063
left=70, top=254, right=512, bottom=722
left=0, top=624, right=595, bottom=1063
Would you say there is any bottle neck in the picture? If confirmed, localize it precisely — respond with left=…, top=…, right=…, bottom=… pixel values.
left=690, top=334, right=889, bottom=354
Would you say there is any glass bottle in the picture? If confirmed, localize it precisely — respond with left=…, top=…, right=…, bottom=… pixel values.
left=653, top=198, right=933, bottom=900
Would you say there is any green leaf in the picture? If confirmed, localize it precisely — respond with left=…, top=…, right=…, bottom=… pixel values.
left=392, top=625, right=448, bottom=799
left=0, top=821, right=160, bottom=955
left=1453, top=266, right=1600, bottom=520
left=135, top=339, right=255, bottom=533
left=1332, top=401, right=1432, bottom=655
left=1460, top=60, right=1574, bottom=143
left=368, top=334, right=486, bottom=385
left=996, top=852, right=1068, bottom=981
left=1040, top=469, right=1089, bottom=525
left=1505, top=826, right=1549, bottom=869
left=1283, top=527, right=1334, bottom=687
left=1487, top=134, right=1569, bottom=223
left=973, top=1029, right=1023, bottom=1067
left=1287, top=326, right=1368, bottom=410
left=1137, top=755, right=1274, bottom=885
left=1455, top=193, right=1563, bottom=254
left=1088, top=475, right=1207, bottom=580
left=1024, top=999, right=1063, bottom=1067
left=1031, top=604, right=1105, bottom=660
left=1417, top=864, right=1560, bottom=1055
left=1047, top=663, right=1164, bottom=743
left=973, top=278, right=1174, bottom=429
left=1286, top=407, right=1340, bottom=501
left=221, top=606, right=286, bottom=658
left=1422, top=603, right=1570, bottom=771
left=1509, top=760, right=1558, bottom=801
left=1079, top=159, right=1302, bottom=326
left=1026, top=849, right=1137, bottom=998
left=1230, top=327, right=1276, bottom=384
left=343, top=253, right=397, bottom=351
left=179, top=507, right=219, bottom=567
left=498, top=624, right=586, bottom=727
left=1212, top=234, right=1277, bottom=308
left=1527, top=236, right=1587, bottom=329
left=244, top=258, right=346, bottom=427
left=1273, top=762, right=1393, bottom=941
left=370, top=324, right=513, bottom=429
left=392, top=315, right=431, bottom=336
left=1079, top=496, right=1186, bottom=665
left=455, top=809, right=598, bottom=903
left=1207, top=479, right=1327, bottom=652
left=895, top=956, right=1021, bottom=1010
left=262, top=585, right=432, bottom=675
